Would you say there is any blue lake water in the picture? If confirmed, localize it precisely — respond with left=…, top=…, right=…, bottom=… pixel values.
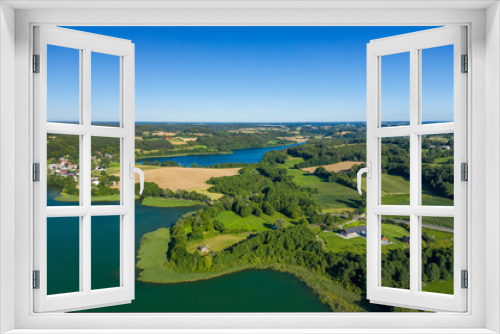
left=138, top=143, right=301, bottom=167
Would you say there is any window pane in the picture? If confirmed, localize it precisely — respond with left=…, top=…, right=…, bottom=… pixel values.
left=91, top=137, right=121, bottom=205
left=91, top=52, right=121, bottom=127
left=421, top=217, right=454, bottom=295
left=47, top=217, right=80, bottom=295
left=381, top=215, right=410, bottom=290
left=47, top=45, right=80, bottom=124
left=47, top=133, right=80, bottom=206
left=381, top=52, right=410, bottom=127
left=421, top=134, right=454, bottom=206
left=91, top=215, right=121, bottom=290
left=421, top=45, right=454, bottom=124
left=381, top=137, right=410, bottom=205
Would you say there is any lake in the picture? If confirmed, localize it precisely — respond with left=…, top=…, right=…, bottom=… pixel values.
left=137, top=143, right=301, bottom=167
left=46, top=142, right=330, bottom=313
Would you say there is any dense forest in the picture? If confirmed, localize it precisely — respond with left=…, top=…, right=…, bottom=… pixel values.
left=158, top=158, right=452, bottom=308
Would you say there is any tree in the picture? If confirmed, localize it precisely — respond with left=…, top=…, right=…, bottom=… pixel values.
left=274, top=218, right=286, bottom=230
left=213, top=220, right=225, bottom=232
left=240, top=205, right=252, bottom=218
left=262, top=202, right=274, bottom=216
left=298, top=218, right=309, bottom=226
left=254, top=207, right=263, bottom=217
left=427, top=263, right=440, bottom=282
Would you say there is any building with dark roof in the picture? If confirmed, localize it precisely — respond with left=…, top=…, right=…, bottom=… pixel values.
left=341, top=225, right=367, bottom=238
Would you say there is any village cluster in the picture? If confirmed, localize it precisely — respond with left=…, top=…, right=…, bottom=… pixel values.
left=48, top=151, right=115, bottom=186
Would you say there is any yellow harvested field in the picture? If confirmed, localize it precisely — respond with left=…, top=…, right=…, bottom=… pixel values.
left=278, top=136, right=309, bottom=143
left=301, top=161, right=362, bottom=174
left=168, top=137, right=198, bottom=145
left=178, top=137, right=197, bottom=142
left=170, top=142, right=185, bottom=146
left=152, top=131, right=177, bottom=137
left=127, top=167, right=240, bottom=191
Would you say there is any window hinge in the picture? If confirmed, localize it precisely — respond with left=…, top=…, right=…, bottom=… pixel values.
left=461, top=270, right=468, bottom=289
left=33, top=54, right=40, bottom=73
left=461, top=54, right=468, bottom=73
left=33, top=270, right=40, bottom=289
left=461, top=162, right=468, bottom=182
left=33, top=163, right=40, bottom=182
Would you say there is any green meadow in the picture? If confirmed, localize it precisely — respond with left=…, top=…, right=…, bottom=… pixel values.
left=141, top=197, right=202, bottom=208
left=212, top=211, right=291, bottom=232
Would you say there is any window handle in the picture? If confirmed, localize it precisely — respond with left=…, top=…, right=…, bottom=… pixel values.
left=129, top=162, right=144, bottom=195
left=357, top=162, right=371, bottom=195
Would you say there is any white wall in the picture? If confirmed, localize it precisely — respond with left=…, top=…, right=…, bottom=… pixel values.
left=485, top=2, right=500, bottom=333
left=0, top=2, right=16, bottom=334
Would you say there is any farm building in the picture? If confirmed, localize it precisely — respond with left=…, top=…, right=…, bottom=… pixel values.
left=341, top=225, right=366, bottom=238
left=198, top=245, right=209, bottom=253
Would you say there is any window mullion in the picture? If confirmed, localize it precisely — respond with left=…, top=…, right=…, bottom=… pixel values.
left=81, top=48, right=92, bottom=295
left=409, top=47, right=420, bottom=294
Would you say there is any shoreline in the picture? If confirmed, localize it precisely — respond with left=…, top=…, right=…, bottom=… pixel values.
left=138, top=150, right=233, bottom=160
left=136, top=228, right=367, bottom=312
left=55, top=193, right=140, bottom=202
left=136, top=142, right=299, bottom=161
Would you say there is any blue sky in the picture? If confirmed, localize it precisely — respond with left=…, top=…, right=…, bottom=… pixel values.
left=47, top=26, right=453, bottom=123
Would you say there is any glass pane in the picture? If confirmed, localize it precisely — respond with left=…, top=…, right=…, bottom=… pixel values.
left=381, top=52, right=410, bottom=127
left=47, top=217, right=80, bottom=295
left=381, top=137, right=410, bottom=205
left=91, top=137, right=121, bottom=205
left=47, top=133, right=80, bottom=206
left=91, top=215, right=120, bottom=290
left=381, top=215, right=410, bottom=289
left=421, top=134, right=454, bottom=206
left=421, top=217, right=454, bottom=295
left=91, top=52, right=121, bottom=127
left=421, top=45, right=454, bottom=124
left=47, top=45, right=80, bottom=124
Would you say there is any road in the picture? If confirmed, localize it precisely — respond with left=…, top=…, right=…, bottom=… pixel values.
left=339, top=217, right=454, bottom=233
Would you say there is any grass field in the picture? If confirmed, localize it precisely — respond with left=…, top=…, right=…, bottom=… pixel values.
left=186, top=233, right=251, bottom=253
left=213, top=211, right=291, bottom=232
left=290, top=170, right=361, bottom=209
left=141, top=197, right=202, bottom=208
left=422, top=280, right=453, bottom=295
left=381, top=194, right=410, bottom=205
left=283, top=157, right=304, bottom=167
left=434, top=157, right=453, bottom=164
left=422, top=216, right=454, bottom=228
left=381, top=174, right=410, bottom=195
left=56, top=194, right=121, bottom=202
left=319, top=231, right=366, bottom=253
left=381, top=223, right=410, bottom=250
left=136, top=228, right=171, bottom=282
left=422, top=195, right=453, bottom=206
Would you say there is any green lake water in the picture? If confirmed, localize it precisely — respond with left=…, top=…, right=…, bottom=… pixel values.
left=47, top=188, right=330, bottom=312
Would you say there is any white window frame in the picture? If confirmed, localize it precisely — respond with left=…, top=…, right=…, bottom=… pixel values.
left=1, top=2, right=499, bottom=333
left=366, top=26, right=467, bottom=312
left=32, top=26, right=136, bottom=313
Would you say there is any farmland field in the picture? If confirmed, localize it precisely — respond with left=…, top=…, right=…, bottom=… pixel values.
left=213, top=211, right=291, bottom=232
left=125, top=167, right=240, bottom=191
left=186, top=233, right=252, bottom=253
